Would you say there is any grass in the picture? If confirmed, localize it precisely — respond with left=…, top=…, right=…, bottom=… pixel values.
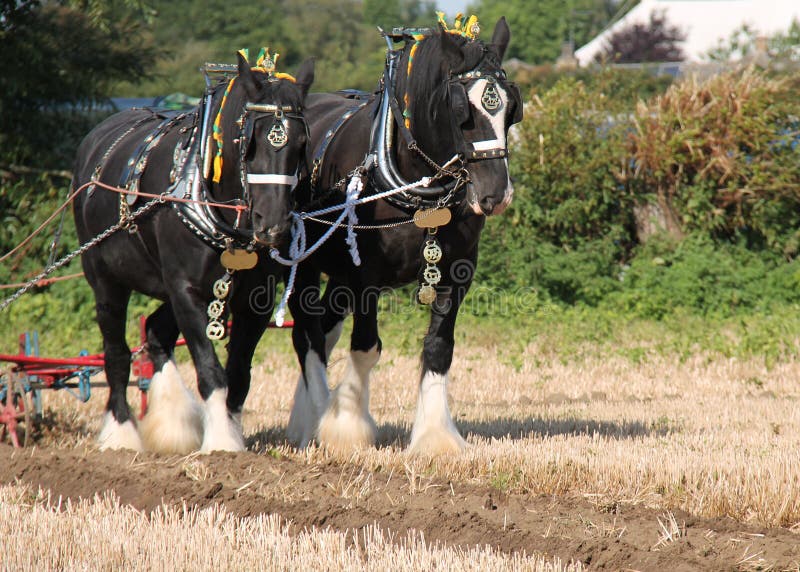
left=5, top=281, right=800, bottom=365
left=248, top=340, right=800, bottom=529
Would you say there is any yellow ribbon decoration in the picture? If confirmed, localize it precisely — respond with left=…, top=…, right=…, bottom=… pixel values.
left=210, top=46, right=300, bottom=182
left=435, top=11, right=480, bottom=39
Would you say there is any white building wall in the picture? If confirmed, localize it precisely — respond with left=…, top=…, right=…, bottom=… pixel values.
left=576, top=0, right=800, bottom=65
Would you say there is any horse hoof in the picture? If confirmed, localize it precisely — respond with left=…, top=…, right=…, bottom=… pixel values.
left=286, top=375, right=311, bottom=446
left=407, top=428, right=467, bottom=457
left=200, top=426, right=245, bottom=453
left=200, top=389, right=246, bottom=453
left=98, top=412, right=144, bottom=452
left=140, top=361, right=203, bottom=454
left=317, top=409, right=377, bottom=452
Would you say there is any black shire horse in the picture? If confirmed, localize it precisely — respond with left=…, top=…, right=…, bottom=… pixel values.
left=72, top=53, right=314, bottom=453
left=285, top=18, right=522, bottom=455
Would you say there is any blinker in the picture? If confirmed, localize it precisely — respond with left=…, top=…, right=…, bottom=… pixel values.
left=450, top=83, right=470, bottom=126
left=507, top=82, right=523, bottom=124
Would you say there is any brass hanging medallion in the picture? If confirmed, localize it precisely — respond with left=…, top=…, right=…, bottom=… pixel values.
left=422, top=264, right=442, bottom=285
left=206, top=271, right=233, bottom=340
left=207, top=300, right=225, bottom=320
left=417, top=231, right=443, bottom=305
left=220, top=249, right=258, bottom=270
left=206, top=321, right=226, bottom=340
left=212, top=276, right=230, bottom=299
left=413, top=208, right=451, bottom=229
left=423, top=240, right=442, bottom=264
left=418, top=283, right=437, bottom=305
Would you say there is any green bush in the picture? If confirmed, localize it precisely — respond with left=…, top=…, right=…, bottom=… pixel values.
left=606, top=234, right=800, bottom=318
left=478, top=73, right=637, bottom=304
left=629, top=69, right=800, bottom=255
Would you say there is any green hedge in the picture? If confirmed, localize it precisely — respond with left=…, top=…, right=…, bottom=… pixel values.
left=478, top=67, right=800, bottom=313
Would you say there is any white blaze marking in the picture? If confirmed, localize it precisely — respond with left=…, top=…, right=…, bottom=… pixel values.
left=466, top=80, right=514, bottom=213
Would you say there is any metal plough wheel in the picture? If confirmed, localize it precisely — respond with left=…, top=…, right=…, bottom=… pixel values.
left=0, top=371, right=32, bottom=447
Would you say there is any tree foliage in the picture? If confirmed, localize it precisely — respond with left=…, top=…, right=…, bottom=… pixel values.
left=363, top=0, right=434, bottom=29
left=0, top=0, right=157, bottom=166
left=477, top=66, right=800, bottom=312
left=629, top=70, right=800, bottom=255
left=121, top=0, right=436, bottom=98
left=468, top=0, right=618, bottom=64
left=598, top=10, right=686, bottom=63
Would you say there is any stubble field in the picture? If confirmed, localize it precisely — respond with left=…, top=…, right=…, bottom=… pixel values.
left=2, top=329, right=800, bottom=570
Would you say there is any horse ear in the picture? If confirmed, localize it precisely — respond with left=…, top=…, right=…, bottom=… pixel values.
left=294, top=57, right=315, bottom=98
left=439, top=28, right=465, bottom=71
left=490, top=17, right=511, bottom=61
left=237, top=51, right=260, bottom=100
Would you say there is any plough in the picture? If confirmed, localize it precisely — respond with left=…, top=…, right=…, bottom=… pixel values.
left=0, top=317, right=292, bottom=447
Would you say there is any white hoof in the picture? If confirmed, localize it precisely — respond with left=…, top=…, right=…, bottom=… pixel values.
left=317, top=394, right=377, bottom=452
left=286, top=374, right=310, bottom=445
left=200, top=388, right=245, bottom=453
left=407, top=427, right=467, bottom=456
left=98, top=411, right=144, bottom=452
left=140, top=361, right=203, bottom=454
left=407, top=371, right=466, bottom=457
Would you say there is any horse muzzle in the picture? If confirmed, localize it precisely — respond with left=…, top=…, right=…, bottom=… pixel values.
left=253, top=223, right=290, bottom=248
left=468, top=182, right=513, bottom=216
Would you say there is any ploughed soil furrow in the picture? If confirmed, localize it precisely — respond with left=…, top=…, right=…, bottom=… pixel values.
left=2, top=444, right=799, bottom=571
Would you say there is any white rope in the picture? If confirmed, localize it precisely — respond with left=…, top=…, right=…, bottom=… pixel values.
left=344, top=174, right=362, bottom=267
left=268, top=164, right=448, bottom=326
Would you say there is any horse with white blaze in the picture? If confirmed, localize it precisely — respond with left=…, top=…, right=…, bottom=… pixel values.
left=283, top=15, right=522, bottom=455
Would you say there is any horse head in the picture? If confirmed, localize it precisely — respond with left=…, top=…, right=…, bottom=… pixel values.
left=215, top=53, right=314, bottom=247
left=398, top=17, right=522, bottom=216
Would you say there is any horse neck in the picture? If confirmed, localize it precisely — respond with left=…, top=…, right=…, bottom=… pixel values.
left=394, top=49, right=457, bottom=180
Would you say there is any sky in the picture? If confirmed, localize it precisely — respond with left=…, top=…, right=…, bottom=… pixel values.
left=436, top=0, right=470, bottom=16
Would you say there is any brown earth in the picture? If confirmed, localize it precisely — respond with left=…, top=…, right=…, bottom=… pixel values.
left=2, top=443, right=798, bottom=571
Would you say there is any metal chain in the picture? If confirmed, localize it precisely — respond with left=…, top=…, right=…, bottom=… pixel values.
left=304, top=215, right=415, bottom=230
left=303, top=202, right=442, bottom=230
left=0, top=198, right=163, bottom=312
left=408, top=142, right=469, bottom=185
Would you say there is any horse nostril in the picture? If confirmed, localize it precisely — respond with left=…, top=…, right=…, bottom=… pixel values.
left=478, top=196, right=497, bottom=216
left=252, top=212, right=266, bottom=233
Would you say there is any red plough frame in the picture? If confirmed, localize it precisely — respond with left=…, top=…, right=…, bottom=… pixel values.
left=0, top=317, right=292, bottom=447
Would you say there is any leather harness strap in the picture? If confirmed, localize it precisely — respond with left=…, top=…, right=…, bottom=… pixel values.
left=118, top=111, right=188, bottom=205
left=309, top=102, right=369, bottom=190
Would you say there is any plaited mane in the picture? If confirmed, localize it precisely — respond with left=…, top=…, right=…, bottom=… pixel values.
left=398, top=15, right=486, bottom=131
left=210, top=48, right=302, bottom=183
